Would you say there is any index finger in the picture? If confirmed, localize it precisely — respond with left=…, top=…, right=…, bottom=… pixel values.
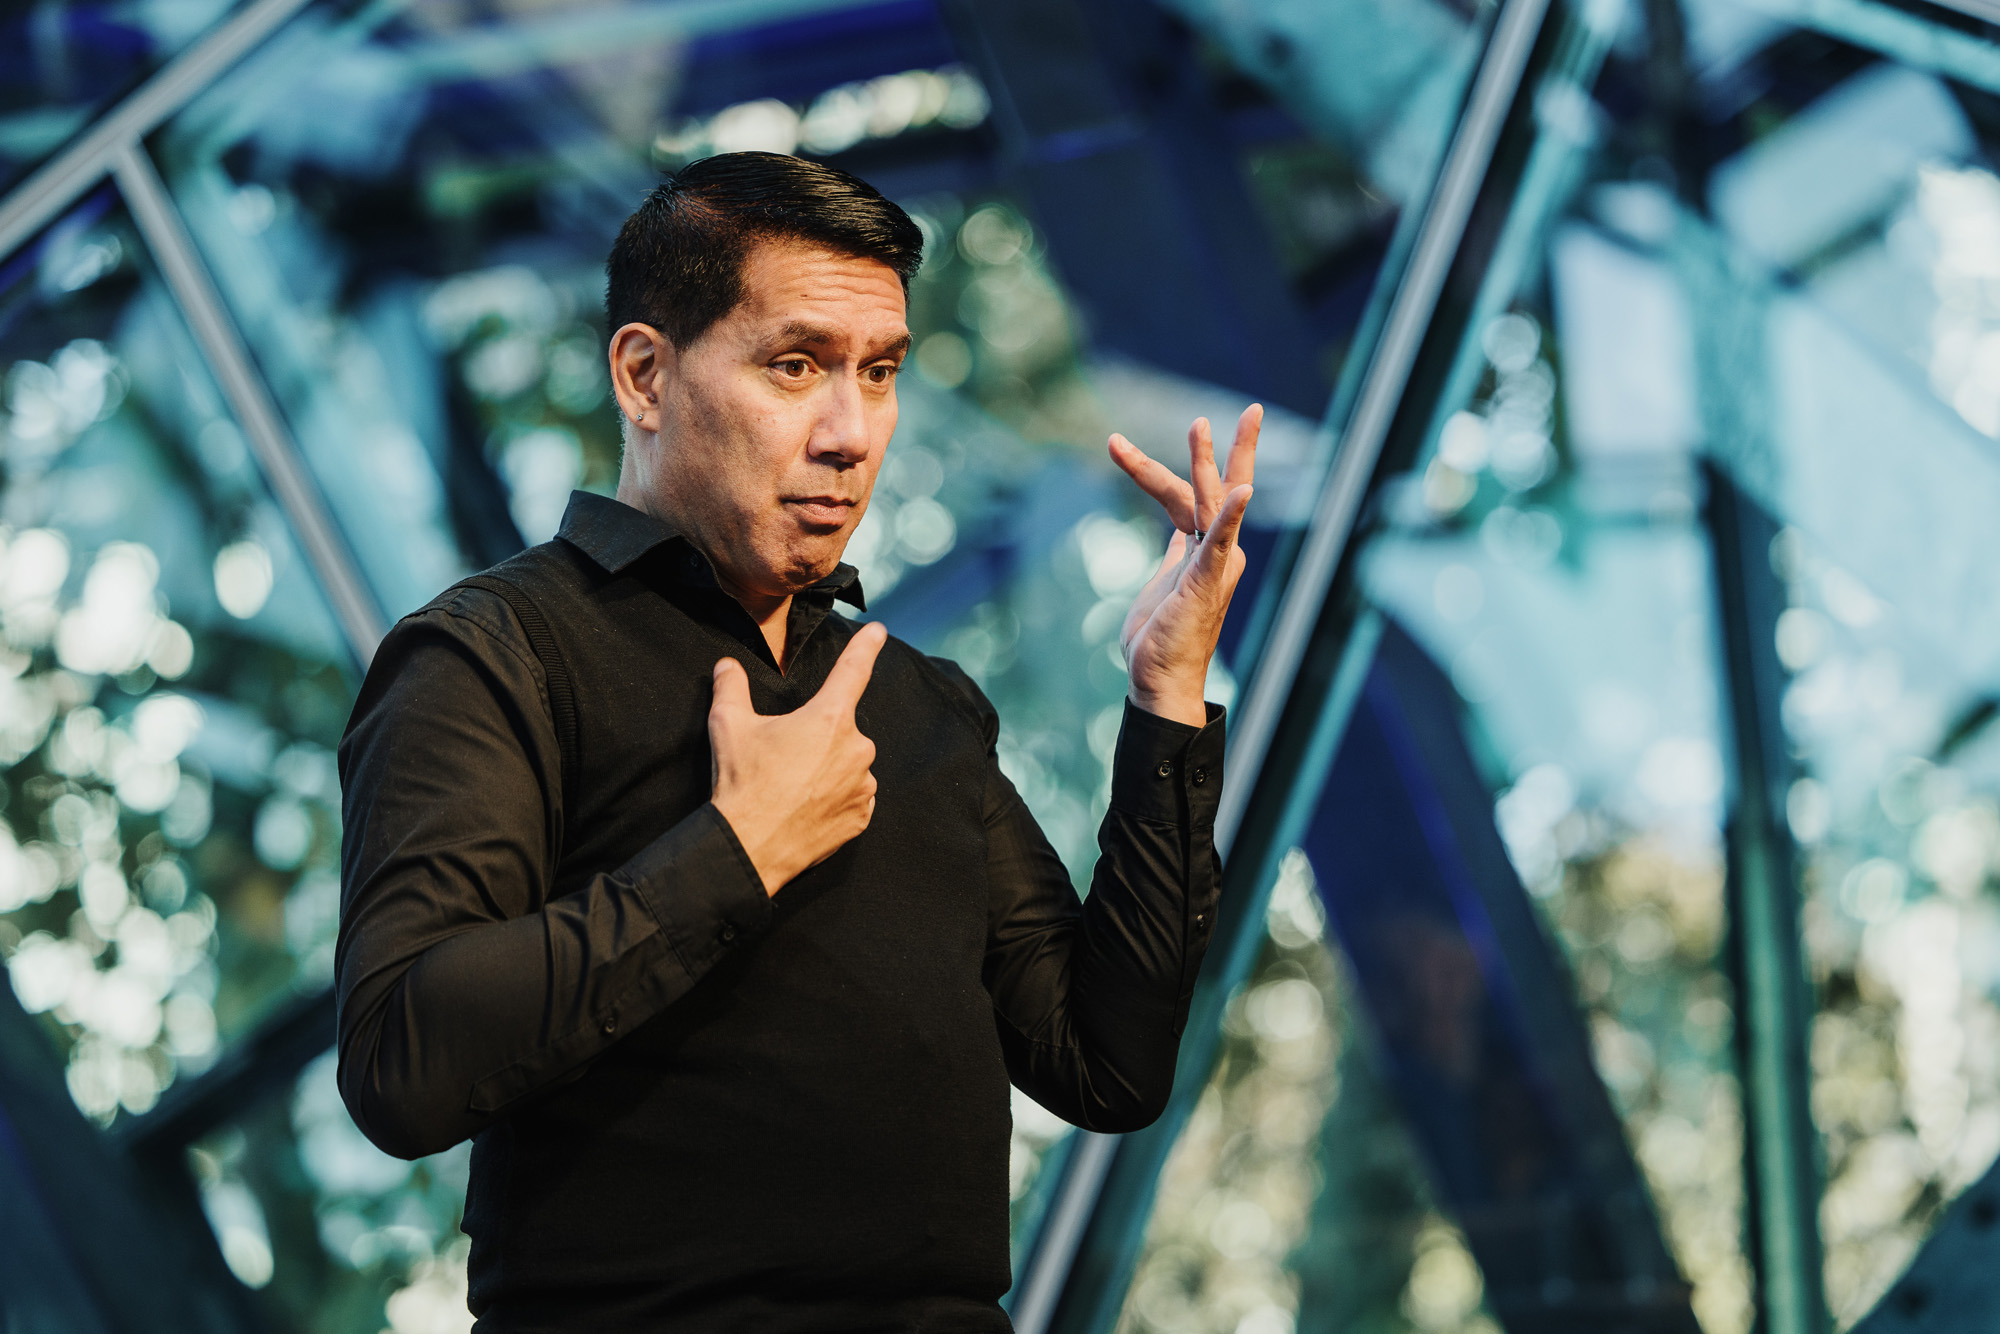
left=1109, top=433, right=1198, bottom=532
left=815, top=620, right=888, bottom=716
left=1188, top=416, right=1223, bottom=531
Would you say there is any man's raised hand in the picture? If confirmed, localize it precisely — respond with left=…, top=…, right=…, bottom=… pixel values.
left=1107, top=405, right=1259, bottom=728
left=708, top=622, right=886, bottom=896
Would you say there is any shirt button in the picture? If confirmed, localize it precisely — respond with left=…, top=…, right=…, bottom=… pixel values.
left=601, top=1016, right=618, bottom=1036
left=719, top=922, right=738, bottom=944
left=1191, top=767, right=1208, bottom=787
left=1155, top=760, right=1174, bottom=779
left=1195, top=913, right=1208, bottom=930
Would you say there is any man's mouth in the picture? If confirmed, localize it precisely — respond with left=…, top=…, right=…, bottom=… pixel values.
left=782, top=497, right=857, bottom=529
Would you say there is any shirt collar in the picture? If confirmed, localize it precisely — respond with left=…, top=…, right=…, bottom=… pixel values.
left=555, top=490, right=867, bottom=611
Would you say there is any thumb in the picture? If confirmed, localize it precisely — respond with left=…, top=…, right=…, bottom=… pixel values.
left=815, top=621, right=888, bottom=717
left=708, top=655, right=753, bottom=729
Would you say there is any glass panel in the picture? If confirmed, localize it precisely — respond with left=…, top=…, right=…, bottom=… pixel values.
left=189, top=1051, right=471, bottom=1331
left=1678, top=52, right=2000, bottom=1320
left=1191, top=10, right=2000, bottom=1334
left=0, top=0, right=252, bottom=193
left=1123, top=852, right=1500, bottom=1334
left=1105, top=0, right=1527, bottom=1327
left=0, top=193, right=352, bottom=1129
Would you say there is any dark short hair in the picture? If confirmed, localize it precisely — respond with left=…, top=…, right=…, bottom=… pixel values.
left=605, top=152, right=924, bottom=349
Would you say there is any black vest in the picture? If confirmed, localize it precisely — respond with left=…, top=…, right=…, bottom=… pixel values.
left=461, top=539, right=1014, bottom=1332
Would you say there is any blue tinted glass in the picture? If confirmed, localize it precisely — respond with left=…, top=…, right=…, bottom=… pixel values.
left=1335, top=11, right=2000, bottom=1334
left=0, top=192, right=351, bottom=1123
left=0, top=0, right=253, bottom=192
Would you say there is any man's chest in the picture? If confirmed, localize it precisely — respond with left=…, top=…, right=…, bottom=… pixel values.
left=552, top=600, right=992, bottom=937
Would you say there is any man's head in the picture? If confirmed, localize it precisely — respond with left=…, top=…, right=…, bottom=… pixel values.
left=605, top=152, right=923, bottom=612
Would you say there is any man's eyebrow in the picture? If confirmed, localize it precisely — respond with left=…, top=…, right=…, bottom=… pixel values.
left=772, top=323, right=911, bottom=360
left=777, top=321, right=840, bottom=347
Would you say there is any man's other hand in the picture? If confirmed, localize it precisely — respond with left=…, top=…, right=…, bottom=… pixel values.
left=708, top=622, right=886, bottom=895
left=1108, top=405, right=1259, bottom=728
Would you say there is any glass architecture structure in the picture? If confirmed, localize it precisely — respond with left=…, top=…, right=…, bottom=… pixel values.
left=7, top=0, right=2000, bottom=1332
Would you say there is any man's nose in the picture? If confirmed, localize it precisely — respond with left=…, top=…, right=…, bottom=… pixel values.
left=806, top=375, right=872, bottom=466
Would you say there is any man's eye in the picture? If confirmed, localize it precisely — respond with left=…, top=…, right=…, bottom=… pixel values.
left=867, top=364, right=897, bottom=384
left=776, top=359, right=811, bottom=378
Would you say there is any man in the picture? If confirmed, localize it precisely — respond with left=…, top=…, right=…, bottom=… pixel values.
left=336, top=151, right=1258, bottom=1330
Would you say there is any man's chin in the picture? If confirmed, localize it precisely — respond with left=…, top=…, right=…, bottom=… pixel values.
left=720, top=526, right=855, bottom=600
left=772, top=540, right=850, bottom=591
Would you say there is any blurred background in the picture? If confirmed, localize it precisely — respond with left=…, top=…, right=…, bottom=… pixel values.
left=6, top=0, right=2000, bottom=1332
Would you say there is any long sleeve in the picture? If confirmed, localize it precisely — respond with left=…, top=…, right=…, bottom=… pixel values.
left=334, top=589, right=770, bottom=1160
left=970, top=674, right=1226, bottom=1134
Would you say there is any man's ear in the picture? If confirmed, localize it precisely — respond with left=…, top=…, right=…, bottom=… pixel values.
left=609, top=323, right=674, bottom=432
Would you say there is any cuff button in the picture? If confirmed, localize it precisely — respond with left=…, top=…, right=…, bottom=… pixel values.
left=1155, top=760, right=1174, bottom=779
left=1191, top=767, right=1208, bottom=786
left=719, top=922, right=738, bottom=944
left=601, top=1016, right=618, bottom=1035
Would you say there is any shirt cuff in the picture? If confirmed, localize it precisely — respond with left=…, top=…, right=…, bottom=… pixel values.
left=623, top=802, right=772, bottom=984
left=1109, top=699, right=1226, bottom=826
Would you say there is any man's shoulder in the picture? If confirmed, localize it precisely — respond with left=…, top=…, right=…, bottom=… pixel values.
left=381, top=541, right=596, bottom=668
left=458, top=539, right=598, bottom=606
left=865, top=630, right=997, bottom=738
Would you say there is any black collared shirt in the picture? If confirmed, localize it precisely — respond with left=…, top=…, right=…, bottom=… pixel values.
left=335, top=492, right=1226, bottom=1332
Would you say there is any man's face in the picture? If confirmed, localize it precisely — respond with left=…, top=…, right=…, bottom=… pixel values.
left=619, top=240, right=909, bottom=603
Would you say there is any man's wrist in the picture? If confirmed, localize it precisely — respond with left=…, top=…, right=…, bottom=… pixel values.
left=1126, top=684, right=1208, bottom=729
left=708, top=796, right=789, bottom=896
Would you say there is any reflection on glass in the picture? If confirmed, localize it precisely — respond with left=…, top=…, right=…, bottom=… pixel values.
left=1779, top=523, right=2000, bottom=1325
left=650, top=65, right=991, bottom=164
left=190, top=1050, right=471, bottom=1328
left=0, top=0, right=250, bottom=192
left=1116, top=853, right=1500, bottom=1334
left=1333, top=16, right=2000, bottom=1333
left=0, top=198, right=351, bottom=1136
left=1671, top=50, right=2000, bottom=1324
left=1690, top=66, right=2000, bottom=1314
left=1368, top=287, right=1751, bottom=1332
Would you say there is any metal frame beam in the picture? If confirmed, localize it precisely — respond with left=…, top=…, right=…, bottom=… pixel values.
left=1006, top=0, right=1566, bottom=1327
left=1705, top=464, right=1828, bottom=1334
left=0, top=0, right=381, bottom=1228
left=112, top=142, right=386, bottom=662
left=1749, top=0, right=2000, bottom=94
left=113, top=989, right=334, bottom=1166
left=1213, top=0, right=1552, bottom=862
left=0, top=0, right=315, bottom=261
left=1928, top=0, right=2000, bottom=28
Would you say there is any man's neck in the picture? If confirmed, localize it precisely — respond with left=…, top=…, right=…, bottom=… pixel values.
left=617, top=479, right=795, bottom=671
left=725, top=581, right=794, bottom=671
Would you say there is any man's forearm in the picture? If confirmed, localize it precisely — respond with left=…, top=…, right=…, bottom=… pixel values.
left=336, top=804, right=769, bottom=1158
left=988, top=701, right=1226, bottom=1133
